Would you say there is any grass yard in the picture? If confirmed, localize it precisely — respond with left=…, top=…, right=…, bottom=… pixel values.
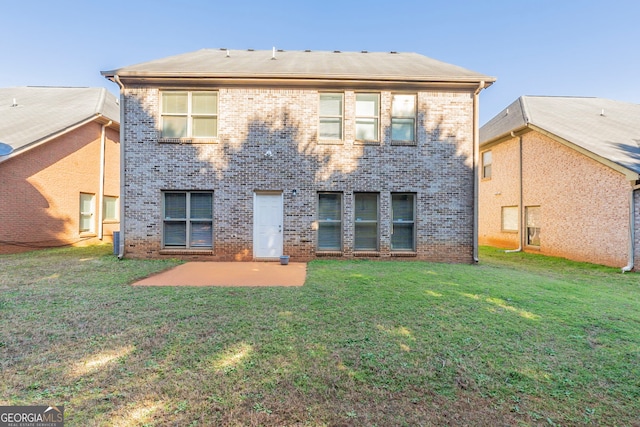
left=0, top=245, right=639, bottom=426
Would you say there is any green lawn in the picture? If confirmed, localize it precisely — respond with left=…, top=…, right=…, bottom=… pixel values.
left=1, top=245, right=638, bottom=426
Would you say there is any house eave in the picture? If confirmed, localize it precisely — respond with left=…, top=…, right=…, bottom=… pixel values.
left=480, top=123, right=640, bottom=181
left=0, top=114, right=119, bottom=164
left=103, top=73, right=495, bottom=91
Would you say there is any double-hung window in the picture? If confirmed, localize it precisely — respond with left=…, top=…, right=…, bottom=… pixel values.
left=103, top=196, right=118, bottom=222
left=501, top=206, right=518, bottom=232
left=391, top=193, right=416, bottom=251
left=482, top=151, right=492, bottom=179
left=161, top=91, right=218, bottom=139
left=391, top=94, right=416, bottom=143
left=354, top=193, right=379, bottom=251
left=319, top=93, right=343, bottom=140
left=79, top=193, right=95, bottom=233
left=317, top=193, right=342, bottom=251
left=355, top=93, right=379, bottom=142
left=526, top=206, right=541, bottom=247
left=163, top=191, right=213, bottom=248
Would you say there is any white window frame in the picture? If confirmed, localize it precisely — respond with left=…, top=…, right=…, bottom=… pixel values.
left=354, top=192, right=379, bottom=251
left=355, top=93, right=380, bottom=143
left=501, top=206, right=518, bottom=232
left=103, top=196, right=119, bottom=222
left=319, top=93, right=344, bottom=141
left=317, top=192, right=343, bottom=251
left=482, top=150, right=492, bottom=179
left=391, top=94, right=417, bottom=143
left=391, top=193, right=416, bottom=251
left=162, top=191, right=214, bottom=249
left=525, top=206, right=541, bottom=247
left=79, top=193, right=96, bottom=234
left=160, top=91, right=218, bottom=139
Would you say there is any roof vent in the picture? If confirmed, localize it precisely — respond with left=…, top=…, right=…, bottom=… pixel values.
left=247, top=48, right=254, bottom=51
left=272, top=47, right=276, bottom=60
left=390, top=51, right=398, bottom=54
left=11, top=98, right=17, bottom=107
left=226, top=49, right=230, bottom=57
left=600, top=108, right=606, bottom=116
left=219, top=47, right=227, bottom=51
left=304, top=49, right=311, bottom=52
left=333, top=50, right=341, bottom=53
left=361, top=50, right=368, bottom=53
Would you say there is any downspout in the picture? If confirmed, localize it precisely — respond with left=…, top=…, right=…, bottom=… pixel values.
left=506, top=133, right=523, bottom=253
left=98, top=120, right=113, bottom=240
left=473, top=81, right=486, bottom=263
left=114, top=74, right=126, bottom=259
left=621, top=183, right=639, bottom=272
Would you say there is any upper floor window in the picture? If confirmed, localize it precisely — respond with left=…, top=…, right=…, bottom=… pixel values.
left=482, top=150, right=492, bottom=179
left=355, top=93, right=379, bottom=142
left=391, top=94, right=416, bottom=143
left=319, top=93, right=343, bottom=140
left=161, top=91, right=218, bottom=139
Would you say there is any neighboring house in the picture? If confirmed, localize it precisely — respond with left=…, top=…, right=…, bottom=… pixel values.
left=479, top=96, right=640, bottom=269
left=102, top=48, right=494, bottom=261
left=0, top=87, right=120, bottom=254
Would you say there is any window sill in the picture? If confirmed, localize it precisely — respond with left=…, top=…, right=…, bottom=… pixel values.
left=317, top=139, right=344, bottom=145
left=391, top=251, right=417, bottom=257
left=501, top=230, right=518, bottom=234
left=160, top=249, right=214, bottom=255
left=79, top=232, right=97, bottom=237
left=159, top=138, right=218, bottom=144
left=316, top=251, right=343, bottom=257
left=391, top=140, right=417, bottom=146
left=353, top=251, right=380, bottom=257
left=354, top=140, right=380, bottom=146
left=103, top=220, right=119, bottom=224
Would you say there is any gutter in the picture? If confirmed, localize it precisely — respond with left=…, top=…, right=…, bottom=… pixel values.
left=621, top=183, right=640, bottom=272
left=98, top=120, right=113, bottom=240
left=506, top=134, right=523, bottom=253
left=473, top=80, right=487, bottom=263
left=114, top=75, right=126, bottom=259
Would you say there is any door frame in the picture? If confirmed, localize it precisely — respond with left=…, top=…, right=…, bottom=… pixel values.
left=253, top=191, right=284, bottom=259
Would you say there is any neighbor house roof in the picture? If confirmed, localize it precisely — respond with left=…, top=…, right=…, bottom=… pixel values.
left=101, top=48, right=495, bottom=88
left=0, top=86, right=120, bottom=160
left=480, top=96, right=640, bottom=178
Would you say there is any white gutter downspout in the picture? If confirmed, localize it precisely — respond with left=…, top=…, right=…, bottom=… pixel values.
left=473, top=81, right=486, bottom=263
left=98, top=120, right=113, bottom=240
left=621, top=183, right=639, bottom=272
left=114, top=75, right=126, bottom=259
left=506, top=133, right=523, bottom=253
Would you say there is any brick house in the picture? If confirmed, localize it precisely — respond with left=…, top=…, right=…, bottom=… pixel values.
left=102, top=48, right=494, bottom=261
left=479, top=96, right=640, bottom=269
left=0, top=87, right=120, bottom=254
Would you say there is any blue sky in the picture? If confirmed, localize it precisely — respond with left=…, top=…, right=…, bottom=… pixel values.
left=1, top=0, right=639, bottom=124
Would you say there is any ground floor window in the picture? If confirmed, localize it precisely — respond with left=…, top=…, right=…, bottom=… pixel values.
left=103, top=196, right=119, bottom=222
left=354, top=193, right=379, bottom=251
left=526, top=206, right=541, bottom=247
left=163, top=191, right=213, bottom=248
left=391, top=193, right=415, bottom=251
left=317, top=192, right=342, bottom=251
left=501, top=206, right=518, bottom=232
left=80, top=193, right=95, bottom=233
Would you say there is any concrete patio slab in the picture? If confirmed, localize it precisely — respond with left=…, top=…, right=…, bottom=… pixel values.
left=132, top=262, right=307, bottom=287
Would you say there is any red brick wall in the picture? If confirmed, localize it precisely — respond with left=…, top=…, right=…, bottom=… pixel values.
left=479, top=131, right=631, bottom=267
left=0, top=121, right=120, bottom=254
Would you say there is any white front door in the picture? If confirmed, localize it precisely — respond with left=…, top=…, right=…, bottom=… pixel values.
left=254, top=192, right=283, bottom=259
